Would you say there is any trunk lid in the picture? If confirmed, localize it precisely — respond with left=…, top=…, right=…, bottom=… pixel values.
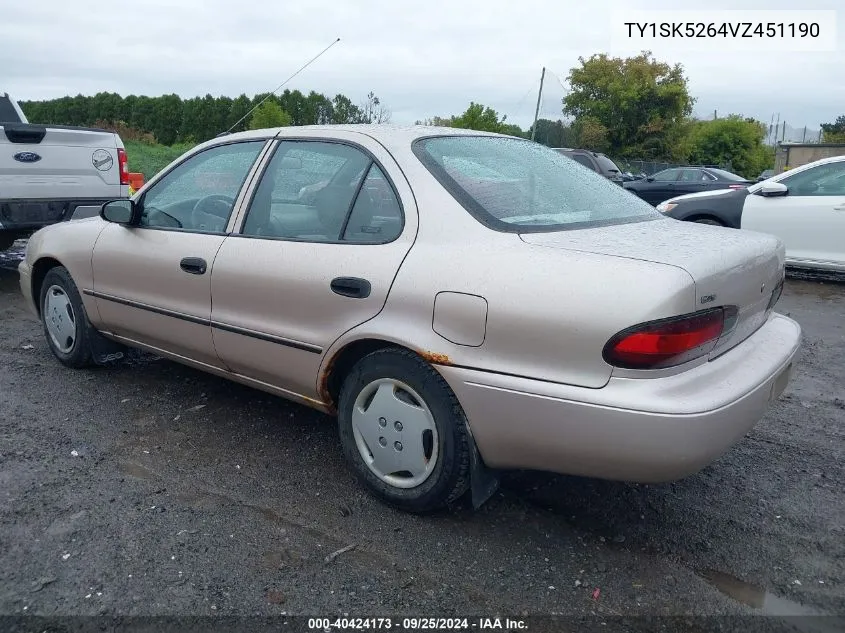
left=0, top=124, right=123, bottom=199
left=520, top=217, right=785, bottom=358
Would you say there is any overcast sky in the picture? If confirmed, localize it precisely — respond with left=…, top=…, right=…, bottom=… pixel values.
left=2, top=0, right=842, bottom=129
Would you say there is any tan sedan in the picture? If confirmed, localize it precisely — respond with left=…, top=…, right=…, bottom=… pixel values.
left=19, top=126, right=801, bottom=512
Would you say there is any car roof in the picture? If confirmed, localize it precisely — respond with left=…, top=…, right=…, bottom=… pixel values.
left=217, top=124, right=508, bottom=145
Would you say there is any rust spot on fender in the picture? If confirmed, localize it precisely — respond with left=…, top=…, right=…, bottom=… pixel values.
left=317, top=353, right=338, bottom=415
left=419, top=350, right=452, bottom=366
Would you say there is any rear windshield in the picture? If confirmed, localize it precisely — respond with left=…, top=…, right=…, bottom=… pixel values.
left=412, top=136, right=660, bottom=232
left=595, top=154, right=620, bottom=173
left=708, top=168, right=747, bottom=182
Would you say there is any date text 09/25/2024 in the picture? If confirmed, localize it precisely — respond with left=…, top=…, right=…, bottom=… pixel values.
left=308, top=617, right=527, bottom=631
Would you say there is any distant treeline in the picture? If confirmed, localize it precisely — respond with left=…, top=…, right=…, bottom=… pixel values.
left=19, top=90, right=380, bottom=145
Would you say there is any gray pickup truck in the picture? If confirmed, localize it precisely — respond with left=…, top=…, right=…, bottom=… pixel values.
left=1, top=92, right=129, bottom=250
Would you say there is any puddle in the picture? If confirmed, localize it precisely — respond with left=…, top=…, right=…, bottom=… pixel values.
left=700, top=569, right=820, bottom=616
left=118, top=461, right=158, bottom=481
left=700, top=569, right=844, bottom=633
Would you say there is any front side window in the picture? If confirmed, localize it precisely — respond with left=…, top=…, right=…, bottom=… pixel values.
left=779, top=162, right=845, bottom=196
left=242, top=141, right=403, bottom=243
left=139, top=141, right=265, bottom=232
left=413, top=136, right=660, bottom=232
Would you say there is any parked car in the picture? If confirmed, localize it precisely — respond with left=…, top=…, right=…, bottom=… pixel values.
left=553, top=148, right=623, bottom=185
left=657, top=155, right=845, bottom=272
left=19, top=125, right=800, bottom=513
left=756, top=169, right=775, bottom=182
left=0, top=91, right=130, bottom=251
left=621, top=171, right=646, bottom=182
left=624, top=166, right=752, bottom=205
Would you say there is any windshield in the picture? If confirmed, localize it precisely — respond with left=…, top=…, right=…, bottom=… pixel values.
left=413, top=136, right=660, bottom=232
left=709, top=168, right=748, bottom=182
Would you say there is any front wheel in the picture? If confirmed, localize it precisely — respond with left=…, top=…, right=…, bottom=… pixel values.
left=337, top=348, right=471, bottom=513
left=693, top=217, right=724, bottom=226
left=39, top=266, right=94, bottom=368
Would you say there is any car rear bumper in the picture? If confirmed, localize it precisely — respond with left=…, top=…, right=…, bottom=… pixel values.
left=0, top=198, right=112, bottom=230
left=437, top=312, right=801, bottom=482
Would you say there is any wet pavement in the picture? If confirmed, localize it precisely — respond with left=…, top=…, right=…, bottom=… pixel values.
left=0, top=241, right=843, bottom=631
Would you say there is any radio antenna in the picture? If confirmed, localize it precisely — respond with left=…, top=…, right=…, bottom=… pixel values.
left=219, top=37, right=341, bottom=136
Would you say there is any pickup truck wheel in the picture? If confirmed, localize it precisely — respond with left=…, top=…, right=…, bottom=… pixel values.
left=337, top=348, right=470, bottom=513
left=39, top=267, right=94, bottom=368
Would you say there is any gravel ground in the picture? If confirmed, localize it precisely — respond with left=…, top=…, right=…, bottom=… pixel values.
left=0, top=243, right=843, bottom=632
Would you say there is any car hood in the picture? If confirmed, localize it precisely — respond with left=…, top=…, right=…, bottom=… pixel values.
left=663, top=188, right=739, bottom=204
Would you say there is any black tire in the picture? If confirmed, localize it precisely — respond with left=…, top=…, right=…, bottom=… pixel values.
left=337, top=348, right=471, bottom=513
left=693, top=217, right=724, bottom=226
left=0, top=234, right=17, bottom=251
left=39, top=266, right=94, bottom=368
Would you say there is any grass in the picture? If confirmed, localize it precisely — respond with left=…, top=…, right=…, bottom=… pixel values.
left=123, top=141, right=195, bottom=180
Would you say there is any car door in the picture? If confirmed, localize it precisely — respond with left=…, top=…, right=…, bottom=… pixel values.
left=91, top=139, right=269, bottom=366
left=677, top=168, right=712, bottom=195
left=209, top=135, right=417, bottom=401
left=635, top=168, right=681, bottom=205
left=742, top=160, right=845, bottom=268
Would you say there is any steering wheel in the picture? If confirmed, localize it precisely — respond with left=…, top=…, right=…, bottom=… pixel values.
left=191, top=194, right=235, bottom=232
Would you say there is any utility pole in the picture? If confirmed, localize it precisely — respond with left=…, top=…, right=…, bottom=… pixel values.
left=531, top=67, right=546, bottom=142
left=802, top=126, right=807, bottom=142
left=714, top=109, right=717, bottom=120
left=781, top=121, right=787, bottom=142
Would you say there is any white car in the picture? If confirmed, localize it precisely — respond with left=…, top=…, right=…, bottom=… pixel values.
left=1, top=91, right=130, bottom=251
left=657, top=155, right=845, bottom=272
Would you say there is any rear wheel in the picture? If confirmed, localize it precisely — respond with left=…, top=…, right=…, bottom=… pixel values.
left=39, top=266, right=94, bottom=368
left=337, top=348, right=470, bottom=513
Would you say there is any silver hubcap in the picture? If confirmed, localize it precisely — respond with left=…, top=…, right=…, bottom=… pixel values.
left=44, top=285, right=76, bottom=354
left=351, top=378, right=439, bottom=488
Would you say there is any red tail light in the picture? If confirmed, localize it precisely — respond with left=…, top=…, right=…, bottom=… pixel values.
left=603, top=307, right=738, bottom=370
left=117, top=148, right=129, bottom=186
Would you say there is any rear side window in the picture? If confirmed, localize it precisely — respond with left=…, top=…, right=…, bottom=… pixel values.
left=413, top=135, right=660, bottom=232
left=595, top=155, right=620, bottom=174
left=242, top=141, right=403, bottom=243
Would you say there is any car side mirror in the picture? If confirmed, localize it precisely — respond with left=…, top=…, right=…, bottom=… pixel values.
left=760, top=181, right=788, bottom=197
left=101, top=199, right=140, bottom=225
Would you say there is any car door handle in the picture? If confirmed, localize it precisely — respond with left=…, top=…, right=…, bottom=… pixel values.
left=833, top=204, right=845, bottom=211
left=330, top=277, right=371, bottom=299
left=180, top=257, right=207, bottom=275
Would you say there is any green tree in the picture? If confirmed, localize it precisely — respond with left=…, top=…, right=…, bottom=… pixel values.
left=151, top=94, right=182, bottom=145
left=248, top=101, right=292, bottom=130
left=821, top=115, right=845, bottom=142
left=686, top=115, right=772, bottom=178
left=563, top=50, right=694, bottom=159
left=529, top=119, right=578, bottom=147
left=332, top=94, right=364, bottom=124
left=450, top=102, right=509, bottom=133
